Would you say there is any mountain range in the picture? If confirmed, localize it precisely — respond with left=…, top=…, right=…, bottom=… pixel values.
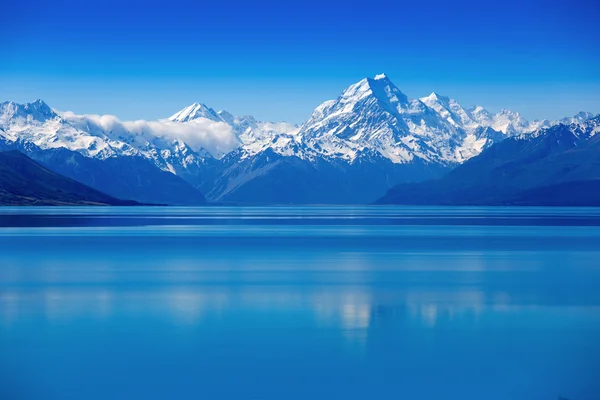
left=376, top=116, right=600, bottom=206
left=1, top=74, right=597, bottom=205
left=0, top=150, right=136, bottom=206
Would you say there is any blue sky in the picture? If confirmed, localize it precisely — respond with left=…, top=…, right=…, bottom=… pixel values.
left=1, top=0, right=599, bottom=123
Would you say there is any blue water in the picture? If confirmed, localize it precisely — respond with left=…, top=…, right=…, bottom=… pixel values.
left=1, top=206, right=600, bottom=400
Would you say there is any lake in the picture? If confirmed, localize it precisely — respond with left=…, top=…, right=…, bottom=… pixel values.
left=1, top=206, right=600, bottom=400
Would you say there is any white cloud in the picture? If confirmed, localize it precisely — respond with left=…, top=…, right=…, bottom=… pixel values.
left=59, top=111, right=240, bottom=158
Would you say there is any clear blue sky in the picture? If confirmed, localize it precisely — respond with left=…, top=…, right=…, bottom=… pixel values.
left=1, top=0, right=599, bottom=123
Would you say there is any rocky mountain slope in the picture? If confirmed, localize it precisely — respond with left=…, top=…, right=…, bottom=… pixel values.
left=376, top=116, right=600, bottom=205
left=1, top=75, right=595, bottom=204
left=0, top=150, right=137, bottom=206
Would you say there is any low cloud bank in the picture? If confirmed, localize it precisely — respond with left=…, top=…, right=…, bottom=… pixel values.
left=61, top=111, right=240, bottom=158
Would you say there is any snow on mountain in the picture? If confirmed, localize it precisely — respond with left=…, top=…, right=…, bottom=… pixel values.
left=264, top=74, right=591, bottom=167
left=419, top=92, right=479, bottom=129
left=0, top=99, right=300, bottom=197
left=169, top=102, right=222, bottom=123
left=61, top=111, right=237, bottom=161
left=1, top=76, right=596, bottom=195
left=0, top=99, right=57, bottom=123
left=169, top=102, right=299, bottom=139
left=168, top=103, right=300, bottom=158
left=558, top=111, right=596, bottom=126
left=1, top=100, right=118, bottom=159
left=376, top=115, right=600, bottom=206
left=292, top=75, right=505, bottom=165
left=466, top=105, right=547, bottom=135
left=1, top=100, right=240, bottom=175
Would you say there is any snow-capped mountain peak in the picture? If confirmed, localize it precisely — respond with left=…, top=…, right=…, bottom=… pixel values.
left=467, top=106, right=535, bottom=134
left=467, top=105, right=486, bottom=115
left=422, top=92, right=450, bottom=103
left=297, top=74, right=576, bottom=166
left=169, top=102, right=221, bottom=122
left=340, top=74, right=409, bottom=108
left=301, top=74, right=411, bottom=140
left=419, top=92, right=478, bottom=130
left=1, top=99, right=58, bottom=125
left=299, top=74, right=476, bottom=164
left=559, top=111, right=596, bottom=126
left=167, top=102, right=299, bottom=155
left=216, top=110, right=235, bottom=125
left=26, top=99, right=54, bottom=116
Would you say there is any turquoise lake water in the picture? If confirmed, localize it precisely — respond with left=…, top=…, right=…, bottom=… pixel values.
left=1, top=206, right=600, bottom=399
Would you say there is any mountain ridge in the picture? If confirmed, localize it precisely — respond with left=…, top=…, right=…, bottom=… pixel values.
left=0, top=150, right=138, bottom=206
left=2, top=75, right=597, bottom=204
left=375, top=116, right=600, bottom=206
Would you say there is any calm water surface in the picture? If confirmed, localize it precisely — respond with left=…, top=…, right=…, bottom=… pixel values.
left=1, top=206, right=600, bottom=400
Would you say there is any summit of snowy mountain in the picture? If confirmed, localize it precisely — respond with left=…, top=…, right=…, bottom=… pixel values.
left=163, top=77, right=595, bottom=170
left=422, top=92, right=450, bottom=103
left=466, top=105, right=545, bottom=134
left=336, top=74, right=410, bottom=110
left=25, top=99, right=55, bottom=119
left=168, top=102, right=299, bottom=155
left=1, top=99, right=58, bottom=125
left=294, top=74, right=502, bottom=165
left=559, top=111, right=597, bottom=126
left=216, top=110, right=235, bottom=125
left=419, top=92, right=478, bottom=129
left=169, top=102, right=221, bottom=123
left=218, top=74, right=597, bottom=167
left=0, top=99, right=232, bottom=176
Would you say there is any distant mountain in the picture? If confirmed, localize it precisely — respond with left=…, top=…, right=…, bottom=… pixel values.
left=169, top=102, right=223, bottom=123
left=206, top=147, right=445, bottom=204
left=197, top=74, right=570, bottom=203
left=0, top=99, right=218, bottom=170
left=0, top=138, right=206, bottom=205
left=1, top=76, right=596, bottom=204
left=376, top=116, right=600, bottom=206
left=0, top=150, right=136, bottom=206
left=168, top=102, right=299, bottom=139
left=296, top=74, right=505, bottom=165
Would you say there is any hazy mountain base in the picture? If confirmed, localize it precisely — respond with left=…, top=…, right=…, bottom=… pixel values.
left=376, top=119, right=600, bottom=206
left=205, top=148, right=448, bottom=204
left=0, top=138, right=206, bottom=205
left=0, top=150, right=137, bottom=206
